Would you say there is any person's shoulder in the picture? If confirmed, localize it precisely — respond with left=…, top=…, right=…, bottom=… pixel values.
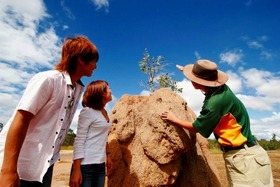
left=33, top=70, right=65, bottom=80
left=223, top=84, right=233, bottom=91
left=222, top=84, right=235, bottom=96
left=80, top=107, right=99, bottom=119
left=33, top=69, right=59, bottom=76
left=81, top=107, right=97, bottom=113
left=210, top=84, right=234, bottom=105
left=40, top=70, right=61, bottom=76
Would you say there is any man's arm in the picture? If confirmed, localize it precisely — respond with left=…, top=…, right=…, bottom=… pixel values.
left=0, top=110, right=33, bottom=187
left=161, top=111, right=197, bottom=132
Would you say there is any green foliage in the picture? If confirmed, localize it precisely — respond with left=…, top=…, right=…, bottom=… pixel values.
left=158, top=74, right=183, bottom=93
left=207, top=139, right=220, bottom=150
left=256, top=134, right=280, bottom=150
left=0, top=123, right=3, bottom=132
left=139, top=48, right=182, bottom=93
left=62, top=128, right=76, bottom=146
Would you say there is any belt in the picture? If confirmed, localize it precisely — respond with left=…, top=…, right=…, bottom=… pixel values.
left=220, top=141, right=257, bottom=152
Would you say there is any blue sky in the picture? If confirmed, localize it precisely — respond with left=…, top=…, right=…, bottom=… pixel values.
left=0, top=0, right=279, bottom=140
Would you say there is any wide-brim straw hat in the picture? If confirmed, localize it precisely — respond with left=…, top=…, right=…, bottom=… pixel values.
left=176, top=59, right=228, bottom=87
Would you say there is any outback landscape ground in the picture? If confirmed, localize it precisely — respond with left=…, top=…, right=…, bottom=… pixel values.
left=52, top=150, right=280, bottom=187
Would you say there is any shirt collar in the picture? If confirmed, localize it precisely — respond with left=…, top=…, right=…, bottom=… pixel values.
left=61, top=71, right=84, bottom=87
left=205, top=84, right=225, bottom=97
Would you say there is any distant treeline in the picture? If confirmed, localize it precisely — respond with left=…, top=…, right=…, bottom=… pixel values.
left=64, top=129, right=280, bottom=151
left=208, top=134, right=280, bottom=151
left=1, top=124, right=278, bottom=151
left=63, top=128, right=76, bottom=146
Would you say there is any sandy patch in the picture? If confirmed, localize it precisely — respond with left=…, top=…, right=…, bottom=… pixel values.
left=52, top=150, right=73, bottom=187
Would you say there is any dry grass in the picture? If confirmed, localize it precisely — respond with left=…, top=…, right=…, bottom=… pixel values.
left=210, top=150, right=280, bottom=187
left=52, top=150, right=280, bottom=187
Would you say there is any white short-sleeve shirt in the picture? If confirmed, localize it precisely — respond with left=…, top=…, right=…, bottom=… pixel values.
left=0, top=70, right=84, bottom=182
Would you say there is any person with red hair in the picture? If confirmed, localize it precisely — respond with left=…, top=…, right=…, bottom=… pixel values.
left=0, top=36, right=99, bottom=187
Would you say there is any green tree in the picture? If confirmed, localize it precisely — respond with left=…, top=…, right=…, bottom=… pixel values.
left=0, top=123, right=3, bottom=132
left=268, top=133, right=280, bottom=150
left=139, top=48, right=182, bottom=93
left=63, top=128, right=76, bottom=146
left=251, top=135, right=280, bottom=151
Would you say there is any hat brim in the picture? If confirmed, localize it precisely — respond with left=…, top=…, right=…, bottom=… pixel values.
left=181, top=64, right=228, bottom=87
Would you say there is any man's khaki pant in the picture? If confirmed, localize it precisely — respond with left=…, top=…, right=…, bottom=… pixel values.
left=223, top=144, right=274, bottom=187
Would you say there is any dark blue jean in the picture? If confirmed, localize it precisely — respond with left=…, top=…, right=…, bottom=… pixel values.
left=80, top=163, right=105, bottom=187
left=20, top=164, right=54, bottom=187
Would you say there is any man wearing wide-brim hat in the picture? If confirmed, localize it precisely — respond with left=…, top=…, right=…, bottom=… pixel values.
left=161, top=59, right=274, bottom=187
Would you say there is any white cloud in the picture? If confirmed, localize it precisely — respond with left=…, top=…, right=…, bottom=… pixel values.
left=0, top=1, right=61, bottom=70
left=63, top=25, right=69, bottom=30
left=194, top=51, right=201, bottom=59
left=0, top=0, right=49, bottom=27
left=240, top=68, right=280, bottom=98
left=177, top=79, right=204, bottom=116
left=0, top=1, right=61, bottom=124
left=248, top=40, right=263, bottom=49
left=140, top=90, right=151, bottom=96
left=260, top=50, right=274, bottom=60
left=232, top=68, right=280, bottom=115
left=219, top=49, right=243, bottom=67
left=242, top=36, right=274, bottom=61
left=250, top=112, right=280, bottom=140
left=61, top=0, right=75, bottom=20
left=236, top=94, right=275, bottom=111
left=0, top=0, right=111, bottom=126
left=91, top=0, right=109, bottom=12
left=258, top=35, right=268, bottom=42
left=225, top=71, right=243, bottom=93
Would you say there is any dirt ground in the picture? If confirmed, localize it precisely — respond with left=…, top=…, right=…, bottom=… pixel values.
left=52, top=150, right=72, bottom=187
left=52, top=150, right=280, bottom=187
